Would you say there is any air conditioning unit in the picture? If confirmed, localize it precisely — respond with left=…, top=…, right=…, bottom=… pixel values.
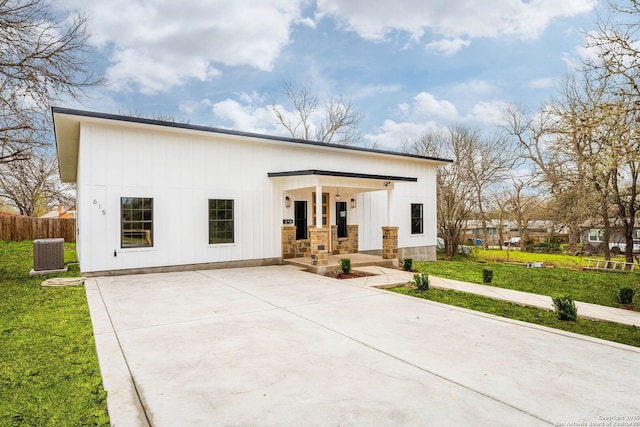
left=33, top=238, right=66, bottom=272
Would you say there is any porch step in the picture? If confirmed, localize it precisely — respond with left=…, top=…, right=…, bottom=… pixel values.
left=283, top=253, right=395, bottom=274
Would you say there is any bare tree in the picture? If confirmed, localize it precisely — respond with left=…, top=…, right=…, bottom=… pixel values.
left=413, top=125, right=511, bottom=257
left=506, top=176, right=544, bottom=250
left=463, top=131, right=516, bottom=248
left=271, top=81, right=362, bottom=144
left=503, top=103, right=592, bottom=254
left=0, top=0, right=100, bottom=164
left=0, top=151, right=74, bottom=216
left=581, top=1, right=640, bottom=263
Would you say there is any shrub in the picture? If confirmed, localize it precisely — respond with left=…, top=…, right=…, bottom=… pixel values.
left=482, top=268, right=493, bottom=284
left=412, top=273, right=429, bottom=291
left=552, top=295, right=578, bottom=321
left=618, top=287, right=635, bottom=305
left=403, top=258, right=413, bottom=271
left=339, top=258, right=351, bottom=274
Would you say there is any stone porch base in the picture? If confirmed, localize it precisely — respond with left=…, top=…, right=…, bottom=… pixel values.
left=283, top=253, right=394, bottom=275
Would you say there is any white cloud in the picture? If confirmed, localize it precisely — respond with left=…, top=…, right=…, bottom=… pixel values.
left=62, top=0, right=305, bottom=94
left=364, top=92, right=456, bottom=148
left=465, top=100, right=510, bottom=126
left=317, top=0, right=596, bottom=42
left=209, top=94, right=281, bottom=135
left=365, top=91, right=511, bottom=147
left=411, top=92, right=458, bottom=121
left=426, top=38, right=470, bottom=56
left=364, top=119, right=441, bottom=149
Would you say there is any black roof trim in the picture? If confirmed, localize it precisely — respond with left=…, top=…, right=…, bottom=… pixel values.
left=51, top=107, right=453, bottom=163
left=268, top=170, right=418, bottom=182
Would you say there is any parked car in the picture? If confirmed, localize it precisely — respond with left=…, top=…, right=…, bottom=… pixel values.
left=609, top=239, right=640, bottom=255
left=503, top=237, right=521, bottom=247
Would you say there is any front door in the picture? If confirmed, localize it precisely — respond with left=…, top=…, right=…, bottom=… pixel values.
left=336, top=201, right=347, bottom=238
left=294, top=201, right=307, bottom=240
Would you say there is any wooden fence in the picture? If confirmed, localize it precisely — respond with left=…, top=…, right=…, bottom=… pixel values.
left=0, top=216, right=76, bottom=242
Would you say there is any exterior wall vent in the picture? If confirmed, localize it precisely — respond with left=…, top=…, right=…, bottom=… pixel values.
left=32, top=238, right=66, bottom=273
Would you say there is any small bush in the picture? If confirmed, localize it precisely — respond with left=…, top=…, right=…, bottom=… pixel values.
left=403, top=258, right=413, bottom=271
left=412, top=273, right=429, bottom=291
left=482, top=268, right=493, bottom=284
left=552, top=295, right=578, bottom=321
left=617, top=287, right=635, bottom=305
left=339, top=258, right=351, bottom=274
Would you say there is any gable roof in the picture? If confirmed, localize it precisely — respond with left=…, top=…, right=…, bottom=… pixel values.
left=52, top=107, right=452, bottom=183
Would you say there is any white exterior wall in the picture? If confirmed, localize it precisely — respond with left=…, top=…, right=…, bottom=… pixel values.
left=75, top=120, right=439, bottom=273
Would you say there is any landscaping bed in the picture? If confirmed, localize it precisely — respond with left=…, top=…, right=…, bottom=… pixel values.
left=325, top=270, right=374, bottom=280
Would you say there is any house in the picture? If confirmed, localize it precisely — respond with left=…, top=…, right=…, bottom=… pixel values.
left=462, top=219, right=567, bottom=247
left=40, top=205, right=76, bottom=219
left=581, top=221, right=640, bottom=254
left=462, top=219, right=504, bottom=245
left=53, top=107, right=451, bottom=275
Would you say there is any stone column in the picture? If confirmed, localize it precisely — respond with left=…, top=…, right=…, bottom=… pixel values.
left=382, top=226, right=399, bottom=262
left=331, top=225, right=339, bottom=254
left=309, top=227, right=330, bottom=272
left=348, top=225, right=359, bottom=253
left=281, top=226, right=296, bottom=259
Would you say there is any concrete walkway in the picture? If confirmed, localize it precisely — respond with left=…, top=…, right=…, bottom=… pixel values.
left=348, top=266, right=640, bottom=326
left=85, top=265, right=640, bottom=427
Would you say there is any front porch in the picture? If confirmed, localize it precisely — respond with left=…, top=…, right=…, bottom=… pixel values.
left=283, top=252, right=395, bottom=274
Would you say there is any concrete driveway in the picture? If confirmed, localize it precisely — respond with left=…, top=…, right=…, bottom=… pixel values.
left=85, top=265, right=640, bottom=427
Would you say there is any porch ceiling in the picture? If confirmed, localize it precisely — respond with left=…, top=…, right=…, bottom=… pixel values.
left=268, top=169, right=417, bottom=192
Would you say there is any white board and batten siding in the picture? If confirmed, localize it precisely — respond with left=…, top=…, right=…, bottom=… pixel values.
left=54, top=109, right=447, bottom=274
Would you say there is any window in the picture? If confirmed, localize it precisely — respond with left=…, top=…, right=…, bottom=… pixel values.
left=312, top=192, right=329, bottom=227
left=411, top=203, right=423, bottom=235
left=121, top=197, right=153, bottom=248
left=209, top=199, right=234, bottom=244
left=336, top=201, right=347, bottom=238
left=294, top=201, right=307, bottom=240
left=589, top=229, right=604, bottom=242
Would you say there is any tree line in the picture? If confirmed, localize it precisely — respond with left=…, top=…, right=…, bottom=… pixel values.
left=421, top=2, right=640, bottom=262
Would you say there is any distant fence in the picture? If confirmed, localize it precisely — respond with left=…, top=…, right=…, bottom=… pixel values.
left=0, top=216, right=76, bottom=243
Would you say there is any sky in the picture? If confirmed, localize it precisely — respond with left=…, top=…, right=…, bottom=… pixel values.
left=56, top=0, right=602, bottom=151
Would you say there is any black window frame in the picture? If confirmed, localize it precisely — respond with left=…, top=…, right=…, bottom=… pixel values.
left=411, top=203, right=424, bottom=235
left=209, top=199, right=235, bottom=244
left=121, top=197, right=154, bottom=248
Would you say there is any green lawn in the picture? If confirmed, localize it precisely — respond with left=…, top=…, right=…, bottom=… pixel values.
left=391, top=286, right=640, bottom=347
left=473, top=248, right=631, bottom=268
left=0, top=241, right=109, bottom=426
left=473, top=248, right=587, bottom=268
left=415, top=254, right=640, bottom=311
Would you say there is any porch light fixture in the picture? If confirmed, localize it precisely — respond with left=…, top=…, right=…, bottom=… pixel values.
left=285, top=196, right=291, bottom=208
left=335, top=194, right=341, bottom=201
left=350, top=198, right=356, bottom=209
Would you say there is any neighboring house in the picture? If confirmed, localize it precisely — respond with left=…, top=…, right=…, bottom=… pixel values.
left=581, top=222, right=640, bottom=254
left=53, top=108, right=451, bottom=275
left=462, top=219, right=503, bottom=245
left=40, top=205, right=76, bottom=219
left=462, top=219, right=567, bottom=246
